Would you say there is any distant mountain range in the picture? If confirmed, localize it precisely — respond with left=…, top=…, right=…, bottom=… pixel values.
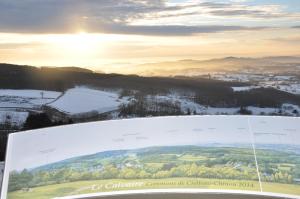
left=2, top=56, right=300, bottom=77
left=122, top=56, right=300, bottom=76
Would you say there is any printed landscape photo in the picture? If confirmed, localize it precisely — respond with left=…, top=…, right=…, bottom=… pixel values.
left=0, top=116, right=299, bottom=199
left=7, top=144, right=300, bottom=199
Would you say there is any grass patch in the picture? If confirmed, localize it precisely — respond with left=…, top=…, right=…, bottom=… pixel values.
left=179, top=155, right=207, bottom=161
left=262, top=182, right=300, bottom=195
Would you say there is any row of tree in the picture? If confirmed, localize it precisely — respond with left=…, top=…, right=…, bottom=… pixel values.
left=262, top=171, right=293, bottom=183
left=9, top=163, right=260, bottom=192
left=119, top=97, right=183, bottom=117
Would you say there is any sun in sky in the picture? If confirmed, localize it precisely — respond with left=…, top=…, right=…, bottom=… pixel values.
left=61, top=31, right=97, bottom=55
left=0, top=0, right=299, bottom=72
left=49, top=31, right=101, bottom=59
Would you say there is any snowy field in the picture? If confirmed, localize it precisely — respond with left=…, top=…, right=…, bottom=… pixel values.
left=277, top=84, right=300, bottom=95
left=146, top=94, right=300, bottom=116
left=212, top=73, right=300, bottom=95
left=49, top=87, right=130, bottom=115
left=0, top=89, right=61, bottom=108
left=0, top=89, right=61, bottom=127
left=0, top=111, right=28, bottom=127
left=231, top=86, right=260, bottom=92
left=232, top=84, right=300, bottom=95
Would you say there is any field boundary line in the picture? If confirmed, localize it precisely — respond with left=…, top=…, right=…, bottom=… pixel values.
left=45, top=91, right=65, bottom=105
left=247, top=117, right=263, bottom=192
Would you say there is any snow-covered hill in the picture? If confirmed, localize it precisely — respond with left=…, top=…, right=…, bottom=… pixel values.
left=48, top=87, right=130, bottom=115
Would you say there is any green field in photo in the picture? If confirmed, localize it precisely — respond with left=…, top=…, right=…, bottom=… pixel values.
left=7, top=145, right=300, bottom=199
left=8, top=178, right=300, bottom=199
left=8, top=178, right=260, bottom=199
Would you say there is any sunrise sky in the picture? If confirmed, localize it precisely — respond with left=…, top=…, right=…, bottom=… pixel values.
left=0, top=0, right=300, bottom=72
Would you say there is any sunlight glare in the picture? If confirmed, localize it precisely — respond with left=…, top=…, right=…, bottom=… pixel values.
left=62, top=32, right=98, bottom=56
left=43, top=32, right=106, bottom=59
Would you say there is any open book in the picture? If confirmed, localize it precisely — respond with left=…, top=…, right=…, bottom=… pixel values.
left=1, top=116, right=300, bottom=199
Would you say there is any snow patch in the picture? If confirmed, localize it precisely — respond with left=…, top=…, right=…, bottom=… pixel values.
left=232, top=86, right=260, bottom=92
left=212, top=73, right=300, bottom=95
left=145, top=94, right=300, bottom=116
left=277, top=84, right=300, bottom=95
left=0, top=111, right=29, bottom=127
left=49, top=87, right=130, bottom=115
left=0, top=89, right=61, bottom=108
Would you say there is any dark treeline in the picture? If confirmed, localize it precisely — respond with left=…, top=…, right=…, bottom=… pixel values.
left=1, top=63, right=299, bottom=107
left=0, top=63, right=241, bottom=93
left=0, top=122, right=16, bottom=161
left=119, top=97, right=183, bottom=117
left=23, top=113, right=73, bottom=130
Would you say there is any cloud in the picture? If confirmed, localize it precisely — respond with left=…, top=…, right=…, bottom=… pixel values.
left=0, top=0, right=296, bottom=35
left=0, top=42, right=43, bottom=50
left=88, top=23, right=265, bottom=36
left=196, top=2, right=298, bottom=19
left=269, top=36, right=300, bottom=44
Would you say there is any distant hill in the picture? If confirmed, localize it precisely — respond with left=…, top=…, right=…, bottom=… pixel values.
left=31, top=145, right=246, bottom=172
left=122, top=56, right=300, bottom=76
left=31, top=144, right=300, bottom=174
left=41, top=66, right=93, bottom=73
left=260, top=56, right=300, bottom=63
left=0, top=63, right=244, bottom=93
left=32, top=149, right=128, bottom=172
